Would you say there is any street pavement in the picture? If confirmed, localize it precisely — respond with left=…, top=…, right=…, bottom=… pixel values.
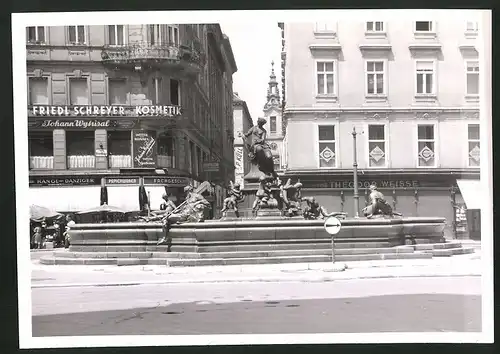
left=32, top=276, right=481, bottom=336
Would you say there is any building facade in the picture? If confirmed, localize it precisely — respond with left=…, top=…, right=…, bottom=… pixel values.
left=27, top=24, right=237, bottom=216
left=261, top=62, right=286, bottom=172
left=280, top=19, right=482, bottom=239
left=232, top=92, right=253, bottom=188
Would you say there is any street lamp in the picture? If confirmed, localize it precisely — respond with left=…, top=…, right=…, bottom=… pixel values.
left=352, top=126, right=360, bottom=218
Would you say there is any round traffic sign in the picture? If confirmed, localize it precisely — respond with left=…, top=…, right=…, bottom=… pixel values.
left=324, top=216, right=342, bottom=235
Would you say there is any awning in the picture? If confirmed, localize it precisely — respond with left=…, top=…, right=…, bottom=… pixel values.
left=29, top=186, right=101, bottom=213
left=107, top=186, right=140, bottom=212
left=145, top=186, right=167, bottom=211
left=456, top=179, right=482, bottom=210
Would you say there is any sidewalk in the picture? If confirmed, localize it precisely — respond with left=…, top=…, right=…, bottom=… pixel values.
left=30, top=251, right=483, bottom=288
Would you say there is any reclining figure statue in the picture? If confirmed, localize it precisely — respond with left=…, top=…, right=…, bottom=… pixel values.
left=362, top=184, right=402, bottom=219
left=301, top=196, right=347, bottom=220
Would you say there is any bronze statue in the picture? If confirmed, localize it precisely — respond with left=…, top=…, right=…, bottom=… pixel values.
left=221, top=181, right=245, bottom=217
left=280, top=178, right=303, bottom=217
left=242, top=117, right=277, bottom=179
left=252, top=175, right=277, bottom=215
left=156, top=185, right=211, bottom=246
left=302, top=197, right=347, bottom=220
left=362, top=184, right=402, bottom=219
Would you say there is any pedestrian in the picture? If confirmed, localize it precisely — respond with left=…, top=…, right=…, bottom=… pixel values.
left=64, top=214, right=76, bottom=248
left=32, top=225, right=43, bottom=249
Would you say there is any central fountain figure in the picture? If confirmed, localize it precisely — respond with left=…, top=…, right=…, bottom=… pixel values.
left=242, top=117, right=278, bottom=181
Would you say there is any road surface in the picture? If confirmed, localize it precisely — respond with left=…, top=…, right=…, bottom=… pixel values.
left=32, top=276, right=481, bottom=336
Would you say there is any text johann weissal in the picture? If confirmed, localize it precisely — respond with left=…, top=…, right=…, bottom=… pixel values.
left=31, top=105, right=182, bottom=117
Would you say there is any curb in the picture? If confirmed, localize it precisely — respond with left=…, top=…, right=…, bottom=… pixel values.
left=31, top=271, right=482, bottom=289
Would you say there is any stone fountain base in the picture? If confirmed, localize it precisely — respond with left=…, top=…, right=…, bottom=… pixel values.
left=38, top=216, right=474, bottom=266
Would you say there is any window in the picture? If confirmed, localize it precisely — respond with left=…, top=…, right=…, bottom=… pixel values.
left=29, top=132, right=53, bottom=169
left=466, top=61, right=479, bottom=96
left=466, top=21, right=479, bottom=33
left=170, top=79, right=180, bottom=105
left=108, top=79, right=128, bottom=105
left=153, top=77, right=162, bottom=105
left=108, top=25, right=125, bottom=46
left=366, top=61, right=385, bottom=95
left=318, top=125, right=336, bottom=168
left=417, top=124, right=436, bottom=167
left=107, top=131, right=131, bottom=168
left=366, top=21, right=384, bottom=32
left=167, top=25, right=179, bottom=46
left=416, top=61, right=435, bottom=95
left=368, top=125, right=387, bottom=167
left=66, top=131, right=95, bottom=169
left=29, top=78, right=49, bottom=105
left=468, top=124, right=480, bottom=167
left=68, top=25, right=86, bottom=45
left=270, top=116, right=277, bottom=134
left=69, top=78, right=89, bottom=105
left=26, top=26, right=46, bottom=44
left=149, top=24, right=165, bottom=45
left=316, top=61, right=335, bottom=95
left=415, top=21, right=433, bottom=32
left=315, top=22, right=336, bottom=33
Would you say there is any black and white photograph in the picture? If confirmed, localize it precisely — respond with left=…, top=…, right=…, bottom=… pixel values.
left=12, top=9, right=493, bottom=348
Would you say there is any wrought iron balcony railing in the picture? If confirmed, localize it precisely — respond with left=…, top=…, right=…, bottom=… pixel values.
left=101, top=41, right=204, bottom=69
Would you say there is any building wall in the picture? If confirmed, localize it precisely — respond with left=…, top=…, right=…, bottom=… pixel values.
left=232, top=97, right=253, bottom=187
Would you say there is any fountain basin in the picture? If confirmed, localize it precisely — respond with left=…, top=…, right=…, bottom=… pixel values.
left=35, top=216, right=470, bottom=266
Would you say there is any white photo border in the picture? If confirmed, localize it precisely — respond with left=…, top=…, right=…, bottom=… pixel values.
left=12, top=9, right=493, bottom=348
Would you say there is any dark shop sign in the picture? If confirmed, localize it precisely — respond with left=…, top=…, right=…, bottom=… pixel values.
left=104, top=177, right=141, bottom=185
left=28, top=119, right=137, bottom=129
left=143, top=177, right=189, bottom=186
left=30, top=105, right=182, bottom=117
left=29, top=177, right=101, bottom=187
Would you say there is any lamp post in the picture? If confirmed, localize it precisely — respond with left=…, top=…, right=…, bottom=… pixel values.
left=352, top=127, right=360, bottom=218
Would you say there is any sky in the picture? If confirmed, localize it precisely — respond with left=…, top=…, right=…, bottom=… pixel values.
left=220, top=22, right=282, bottom=122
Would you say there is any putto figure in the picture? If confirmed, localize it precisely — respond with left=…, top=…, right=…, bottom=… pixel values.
left=252, top=175, right=277, bottom=215
left=280, top=178, right=303, bottom=217
left=362, top=184, right=402, bottom=219
left=221, top=181, right=245, bottom=217
left=301, top=197, right=347, bottom=220
left=242, top=117, right=277, bottom=179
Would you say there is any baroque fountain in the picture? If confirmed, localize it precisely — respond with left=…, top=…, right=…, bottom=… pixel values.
left=40, top=118, right=473, bottom=266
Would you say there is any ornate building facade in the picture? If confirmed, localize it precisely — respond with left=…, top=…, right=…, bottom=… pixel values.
left=280, top=19, right=482, bottom=239
left=261, top=62, right=286, bottom=172
left=232, top=92, right=253, bottom=188
left=27, top=24, right=237, bottom=216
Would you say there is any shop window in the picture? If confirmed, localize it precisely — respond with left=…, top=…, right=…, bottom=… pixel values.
left=29, top=77, right=49, bottom=105
left=29, top=131, right=53, bottom=169
left=318, top=125, right=336, bottom=168
left=157, top=133, right=175, bottom=168
left=69, top=78, right=89, bottom=105
left=66, top=130, right=95, bottom=169
left=417, top=124, right=436, bottom=167
left=368, top=124, right=387, bottom=168
left=468, top=124, right=480, bottom=167
left=108, top=131, right=131, bottom=168
left=108, top=79, right=128, bottom=105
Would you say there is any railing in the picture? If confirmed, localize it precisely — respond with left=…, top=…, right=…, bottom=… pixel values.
left=101, top=41, right=203, bottom=67
left=67, top=155, right=95, bottom=169
left=30, top=156, right=54, bottom=169
left=157, top=155, right=174, bottom=168
left=109, top=155, right=132, bottom=168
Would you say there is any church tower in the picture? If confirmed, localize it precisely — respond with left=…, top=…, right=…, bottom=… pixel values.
left=262, top=61, right=285, bottom=172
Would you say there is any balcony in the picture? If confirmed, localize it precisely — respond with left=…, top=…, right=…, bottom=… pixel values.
left=30, top=156, right=54, bottom=169
left=109, top=155, right=132, bottom=169
left=101, top=41, right=204, bottom=75
left=67, top=155, right=95, bottom=169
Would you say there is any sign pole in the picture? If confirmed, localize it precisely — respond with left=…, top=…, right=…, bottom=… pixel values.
left=352, top=127, right=360, bottom=218
left=324, top=216, right=342, bottom=264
